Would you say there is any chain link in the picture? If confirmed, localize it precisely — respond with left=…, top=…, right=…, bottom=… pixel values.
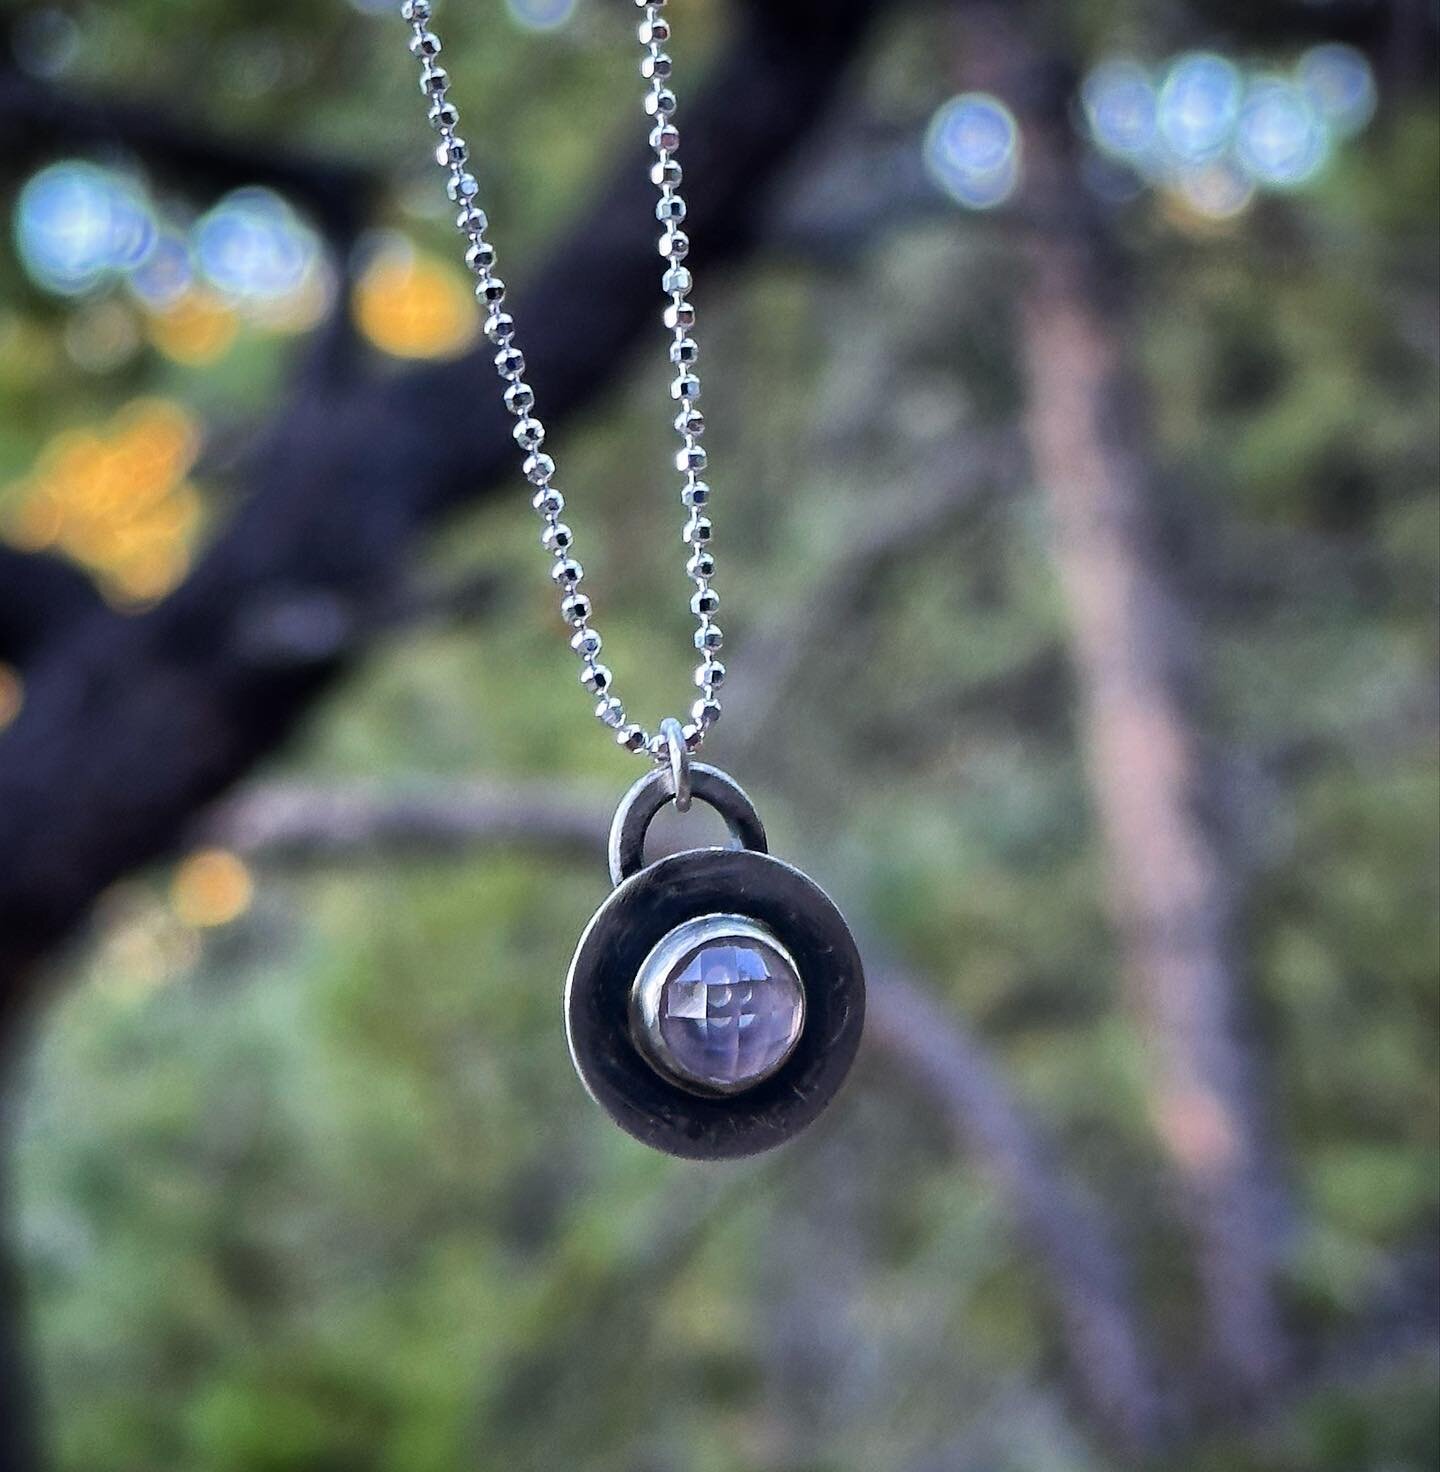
left=400, top=0, right=723, bottom=763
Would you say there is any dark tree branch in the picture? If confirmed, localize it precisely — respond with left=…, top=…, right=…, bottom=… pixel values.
left=0, top=0, right=885, bottom=1027
left=0, top=64, right=376, bottom=242
left=0, top=547, right=104, bottom=664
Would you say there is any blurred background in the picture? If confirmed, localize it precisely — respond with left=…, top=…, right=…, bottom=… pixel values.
left=0, top=0, right=1436, bottom=1469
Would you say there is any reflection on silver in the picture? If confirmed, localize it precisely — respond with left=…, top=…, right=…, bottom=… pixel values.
left=630, top=914, right=805, bottom=1096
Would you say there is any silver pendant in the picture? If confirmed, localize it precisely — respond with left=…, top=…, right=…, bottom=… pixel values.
left=565, top=759, right=865, bottom=1159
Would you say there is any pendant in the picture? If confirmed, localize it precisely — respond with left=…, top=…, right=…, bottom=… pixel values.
left=565, top=753, right=866, bottom=1159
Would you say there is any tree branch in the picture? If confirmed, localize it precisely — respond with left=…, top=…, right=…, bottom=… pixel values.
left=202, top=779, right=611, bottom=864
left=864, top=968, right=1166, bottom=1454
left=0, top=0, right=885, bottom=1025
left=0, top=547, right=104, bottom=665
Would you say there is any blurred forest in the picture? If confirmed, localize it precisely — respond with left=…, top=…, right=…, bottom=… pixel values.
left=0, top=0, right=1436, bottom=1470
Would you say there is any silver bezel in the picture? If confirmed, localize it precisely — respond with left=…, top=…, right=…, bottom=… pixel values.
left=629, top=913, right=806, bottom=1097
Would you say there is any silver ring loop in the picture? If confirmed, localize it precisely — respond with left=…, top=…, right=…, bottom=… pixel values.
left=608, top=762, right=767, bottom=886
left=658, top=717, right=691, bottom=813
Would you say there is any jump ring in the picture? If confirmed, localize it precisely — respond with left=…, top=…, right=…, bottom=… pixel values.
left=659, top=717, right=691, bottom=813
left=608, top=762, right=767, bottom=886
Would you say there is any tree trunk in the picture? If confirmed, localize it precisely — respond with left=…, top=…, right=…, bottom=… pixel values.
left=1004, top=61, right=1293, bottom=1404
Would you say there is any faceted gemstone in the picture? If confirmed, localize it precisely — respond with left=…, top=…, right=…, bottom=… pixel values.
left=634, top=921, right=805, bottom=1094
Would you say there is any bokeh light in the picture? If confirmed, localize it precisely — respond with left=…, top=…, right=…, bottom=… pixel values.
left=507, top=0, right=578, bottom=31
left=1079, top=40, right=1377, bottom=223
left=127, top=233, right=194, bottom=309
left=1082, top=60, right=1158, bottom=160
left=63, top=300, right=143, bottom=375
left=1158, top=52, right=1244, bottom=162
left=354, top=238, right=477, bottom=358
left=13, top=165, right=327, bottom=349
left=924, top=93, right=1023, bottom=210
left=3, top=398, right=203, bottom=604
left=93, top=888, right=202, bottom=1003
left=1298, top=43, right=1377, bottom=139
left=170, top=849, right=254, bottom=928
left=1170, top=160, right=1256, bottom=223
left=194, top=188, right=319, bottom=302
left=16, top=162, right=155, bottom=294
left=144, top=289, right=241, bottom=366
left=245, top=269, right=333, bottom=335
left=1235, top=77, right=1330, bottom=189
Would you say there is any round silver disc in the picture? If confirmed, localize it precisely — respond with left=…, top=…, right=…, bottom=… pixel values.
left=630, top=914, right=805, bottom=1096
left=566, top=843, right=865, bottom=1160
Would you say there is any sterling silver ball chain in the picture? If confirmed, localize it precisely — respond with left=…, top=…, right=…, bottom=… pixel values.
left=399, top=0, right=867, bottom=1158
left=401, top=0, right=723, bottom=764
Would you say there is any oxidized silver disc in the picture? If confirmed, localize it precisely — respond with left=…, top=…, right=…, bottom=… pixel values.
left=565, top=763, right=865, bottom=1160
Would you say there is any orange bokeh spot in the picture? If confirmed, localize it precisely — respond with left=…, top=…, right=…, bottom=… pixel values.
left=171, top=848, right=255, bottom=928
left=144, top=288, right=240, bottom=366
left=354, top=247, right=477, bottom=360
left=2, top=397, right=203, bottom=604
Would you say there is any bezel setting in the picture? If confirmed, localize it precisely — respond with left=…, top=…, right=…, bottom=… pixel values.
left=629, top=913, right=807, bottom=1097
left=566, top=846, right=864, bottom=1160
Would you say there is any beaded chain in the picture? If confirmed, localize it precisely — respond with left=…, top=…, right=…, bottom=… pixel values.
left=400, top=0, right=723, bottom=762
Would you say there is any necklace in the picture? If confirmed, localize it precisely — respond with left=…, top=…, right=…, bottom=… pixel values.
left=400, top=0, right=864, bottom=1159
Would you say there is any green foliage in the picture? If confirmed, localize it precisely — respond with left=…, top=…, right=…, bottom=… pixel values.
left=5, top=1, right=1438, bottom=1469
